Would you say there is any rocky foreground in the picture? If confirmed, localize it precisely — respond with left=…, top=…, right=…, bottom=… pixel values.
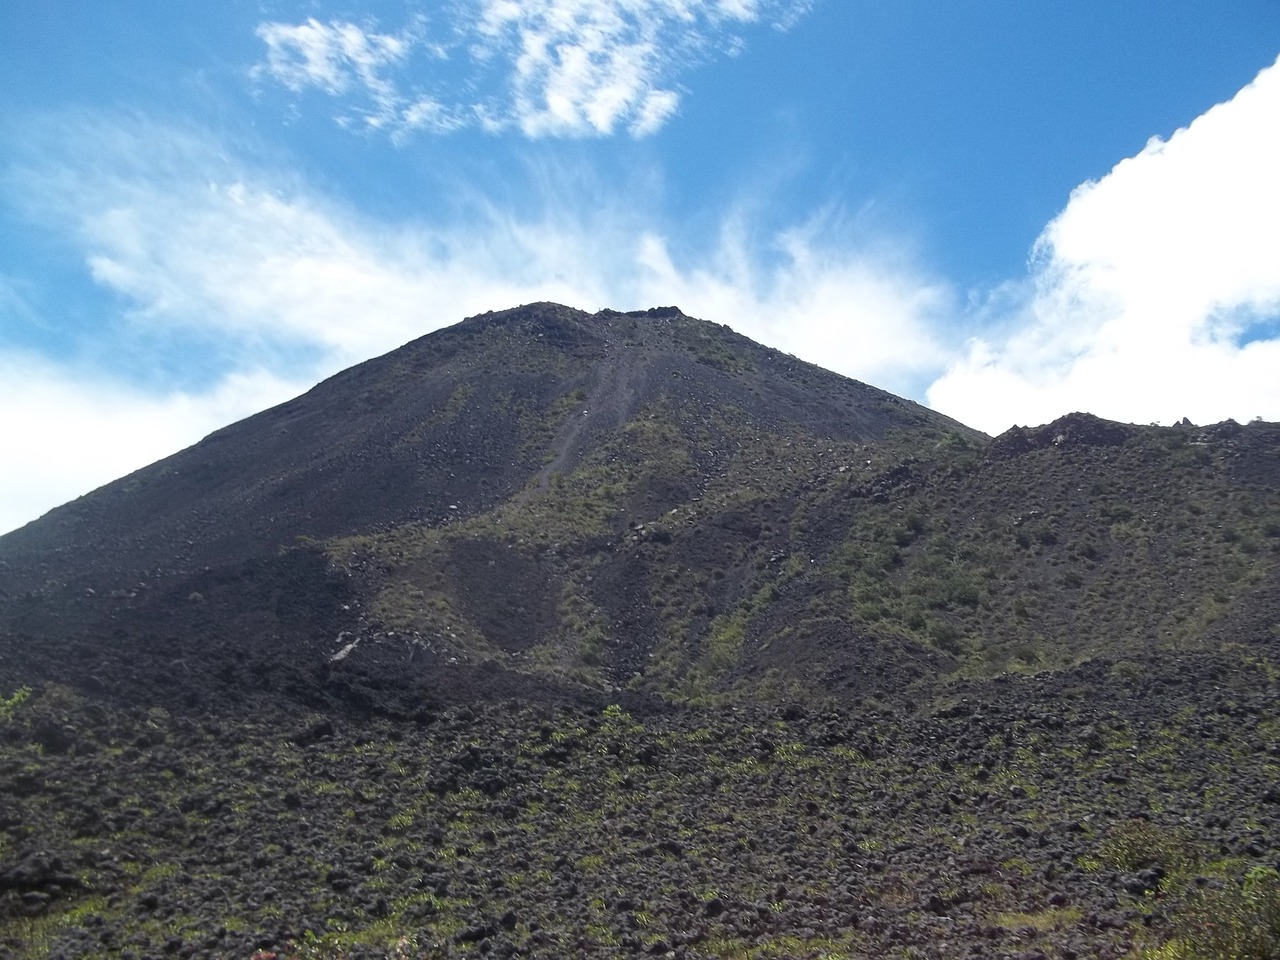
left=3, top=648, right=1279, bottom=960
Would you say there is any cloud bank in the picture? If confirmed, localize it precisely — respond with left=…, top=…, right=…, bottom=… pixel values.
left=928, top=55, right=1280, bottom=433
left=255, top=1, right=813, bottom=139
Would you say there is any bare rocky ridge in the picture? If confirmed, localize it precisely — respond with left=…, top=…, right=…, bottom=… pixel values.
left=0, top=302, right=1278, bottom=959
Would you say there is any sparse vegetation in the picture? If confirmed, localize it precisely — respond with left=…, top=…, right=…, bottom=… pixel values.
left=0, top=685, right=31, bottom=722
left=1139, top=866, right=1280, bottom=960
left=2, top=305, right=1279, bottom=958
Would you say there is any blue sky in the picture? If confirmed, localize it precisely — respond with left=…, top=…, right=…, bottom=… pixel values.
left=2, top=1, right=1279, bottom=534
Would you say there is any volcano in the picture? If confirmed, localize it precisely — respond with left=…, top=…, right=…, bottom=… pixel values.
left=1, top=303, right=1278, bottom=960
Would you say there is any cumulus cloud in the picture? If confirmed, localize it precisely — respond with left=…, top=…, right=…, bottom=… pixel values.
left=0, top=116, right=950, bottom=533
left=254, top=1, right=813, bottom=139
left=928, top=55, right=1280, bottom=433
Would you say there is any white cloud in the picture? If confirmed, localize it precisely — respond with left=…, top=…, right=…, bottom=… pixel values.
left=0, top=353, right=305, bottom=536
left=0, top=116, right=950, bottom=533
left=928, top=55, right=1280, bottom=433
left=634, top=219, right=951, bottom=395
left=474, top=0, right=686, bottom=137
left=253, top=1, right=813, bottom=139
left=254, top=17, right=467, bottom=136
left=255, top=18, right=408, bottom=95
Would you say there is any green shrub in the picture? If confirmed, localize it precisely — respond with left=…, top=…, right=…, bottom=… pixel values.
left=1097, top=818, right=1195, bottom=872
left=0, top=686, right=31, bottom=723
left=1142, top=866, right=1280, bottom=960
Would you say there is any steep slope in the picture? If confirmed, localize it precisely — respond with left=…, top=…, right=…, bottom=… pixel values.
left=1, top=303, right=1276, bottom=718
left=0, top=303, right=979, bottom=712
left=754, top=413, right=1280, bottom=682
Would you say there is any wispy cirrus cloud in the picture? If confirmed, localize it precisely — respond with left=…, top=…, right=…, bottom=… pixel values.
left=254, top=1, right=813, bottom=139
left=8, top=113, right=945, bottom=391
left=256, top=18, right=411, bottom=96
left=0, top=112, right=946, bottom=533
left=254, top=17, right=467, bottom=137
left=634, top=218, right=951, bottom=396
left=927, top=55, right=1280, bottom=433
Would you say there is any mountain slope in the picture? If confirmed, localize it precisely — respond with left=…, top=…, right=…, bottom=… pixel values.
left=0, top=303, right=980, bottom=712
left=1, top=304, right=1277, bottom=718
left=0, top=304, right=965, bottom=584
left=2, top=303, right=1280, bottom=960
